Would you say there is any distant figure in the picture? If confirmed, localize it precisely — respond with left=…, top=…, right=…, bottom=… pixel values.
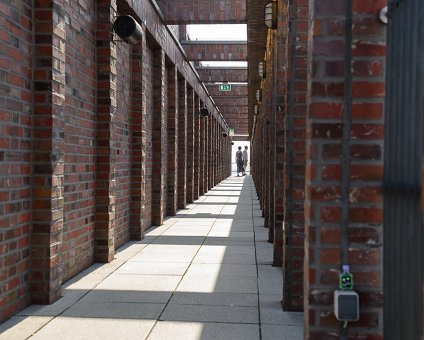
left=235, top=146, right=244, bottom=177
left=242, top=146, right=248, bottom=176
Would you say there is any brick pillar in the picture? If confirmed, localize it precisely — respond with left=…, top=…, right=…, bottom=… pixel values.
left=207, top=116, right=213, bottom=190
left=199, top=108, right=205, bottom=195
left=130, top=29, right=148, bottom=240
left=186, top=87, right=195, bottom=203
left=193, top=95, right=200, bottom=200
left=177, top=78, right=187, bottom=208
left=31, top=0, right=66, bottom=304
left=282, top=0, right=307, bottom=311
left=152, top=49, right=167, bottom=226
left=167, top=65, right=178, bottom=216
left=203, top=115, right=209, bottom=193
left=304, top=0, right=385, bottom=337
left=94, top=0, right=117, bottom=263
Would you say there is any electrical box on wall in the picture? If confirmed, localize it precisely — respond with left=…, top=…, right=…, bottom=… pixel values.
left=334, top=290, right=359, bottom=321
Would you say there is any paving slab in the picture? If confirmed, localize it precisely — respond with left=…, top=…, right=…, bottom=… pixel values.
left=185, top=263, right=257, bottom=278
left=176, top=275, right=258, bottom=294
left=169, top=292, right=258, bottom=307
left=30, top=317, right=156, bottom=340
left=160, top=304, right=259, bottom=324
left=129, top=251, right=196, bottom=263
left=0, top=316, right=53, bottom=340
left=95, top=273, right=181, bottom=292
left=261, top=324, right=303, bottom=340
left=147, top=321, right=260, bottom=340
left=117, top=262, right=190, bottom=276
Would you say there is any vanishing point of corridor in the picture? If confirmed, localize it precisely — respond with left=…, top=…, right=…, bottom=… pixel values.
left=0, top=176, right=303, bottom=340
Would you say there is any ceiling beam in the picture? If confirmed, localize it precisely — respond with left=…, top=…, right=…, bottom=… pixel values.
left=181, top=41, right=247, bottom=61
left=155, top=0, right=247, bottom=24
left=196, top=67, right=248, bottom=82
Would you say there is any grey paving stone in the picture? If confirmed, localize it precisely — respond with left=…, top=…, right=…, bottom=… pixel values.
left=261, top=324, right=304, bottom=340
left=160, top=304, right=259, bottom=324
left=193, top=252, right=257, bottom=265
left=81, top=289, right=172, bottom=304
left=177, top=275, right=258, bottom=294
left=29, top=317, right=156, bottom=340
left=0, top=316, right=53, bottom=340
left=129, top=251, right=196, bottom=263
left=117, top=261, right=190, bottom=276
left=260, top=307, right=304, bottom=326
left=147, top=321, right=260, bottom=340
left=258, top=265, right=283, bottom=279
left=95, top=273, right=181, bottom=292
left=62, top=301, right=164, bottom=319
left=185, top=263, right=257, bottom=278
left=169, top=292, right=258, bottom=307
left=258, top=278, right=283, bottom=294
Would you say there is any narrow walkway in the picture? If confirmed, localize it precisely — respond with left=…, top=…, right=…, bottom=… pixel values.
left=0, top=176, right=303, bottom=340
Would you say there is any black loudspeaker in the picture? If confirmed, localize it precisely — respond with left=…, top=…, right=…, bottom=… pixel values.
left=200, top=107, right=210, bottom=117
left=113, top=15, right=143, bottom=44
left=222, top=132, right=228, bottom=137
left=231, top=142, right=234, bottom=145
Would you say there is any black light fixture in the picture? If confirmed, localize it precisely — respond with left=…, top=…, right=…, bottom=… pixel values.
left=200, top=107, right=210, bottom=117
left=258, top=61, right=266, bottom=79
left=256, top=89, right=262, bottom=102
left=264, top=1, right=278, bottom=30
left=222, top=132, right=228, bottom=137
left=254, top=105, right=259, bottom=115
left=113, top=15, right=143, bottom=44
left=231, top=142, right=234, bottom=145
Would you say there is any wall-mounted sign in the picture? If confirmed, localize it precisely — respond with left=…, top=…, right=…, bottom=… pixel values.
left=219, top=84, right=231, bottom=92
left=229, top=128, right=235, bottom=136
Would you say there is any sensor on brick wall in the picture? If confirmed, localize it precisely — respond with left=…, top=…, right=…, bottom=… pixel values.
left=334, top=265, right=359, bottom=324
left=113, top=15, right=143, bottom=44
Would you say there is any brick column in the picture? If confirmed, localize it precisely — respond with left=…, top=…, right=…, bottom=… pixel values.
left=203, top=115, right=209, bottom=193
left=130, top=28, right=148, bottom=240
left=282, top=0, right=307, bottom=311
left=304, top=0, right=385, bottom=337
left=207, top=116, right=213, bottom=190
left=177, top=78, right=187, bottom=209
left=186, top=86, right=195, bottom=203
left=193, top=95, right=200, bottom=200
left=199, top=108, right=206, bottom=195
left=94, top=0, right=117, bottom=263
left=31, top=0, right=67, bottom=304
left=152, top=49, right=167, bottom=226
left=167, top=65, right=178, bottom=216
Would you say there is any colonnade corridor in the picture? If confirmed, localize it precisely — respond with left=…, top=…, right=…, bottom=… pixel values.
left=0, top=176, right=303, bottom=340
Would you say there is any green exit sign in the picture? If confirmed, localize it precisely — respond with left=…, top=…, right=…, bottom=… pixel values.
left=219, top=84, right=231, bottom=92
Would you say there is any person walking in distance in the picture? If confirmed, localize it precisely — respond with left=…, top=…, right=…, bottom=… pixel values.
left=235, top=146, right=244, bottom=177
left=242, top=145, right=248, bottom=176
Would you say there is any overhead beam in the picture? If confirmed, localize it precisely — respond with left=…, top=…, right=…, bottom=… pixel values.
left=206, top=84, right=248, bottom=96
left=181, top=41, right=247, bottom=61
left=156, top=0, right=247, bottom=24
left=220, top=106, right=248, bottom=114
left=213, top=97, right=248, bottom=106
left=196, top=67, right=248, bottom=82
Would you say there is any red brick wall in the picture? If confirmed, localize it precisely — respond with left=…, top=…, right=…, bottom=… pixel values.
left=0, top=0, right=33, bottom=319
left=62, top=0, right=97, bottom=281
left=143, top=41, right=154, bottom=227
left=177, top=77, right=187, bottom=208
left=113, top=39, right=132, bottom=247
left=304, top=0, right=386, bottom=337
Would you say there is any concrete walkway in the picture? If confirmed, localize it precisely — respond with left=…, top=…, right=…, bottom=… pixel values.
left=0, top=176, right=303, bottom=340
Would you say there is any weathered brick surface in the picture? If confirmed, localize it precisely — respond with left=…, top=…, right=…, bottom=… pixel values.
left=156, top=0, right=247, bottom=24
left=0, top=0, right=33, bottom=319
left=152, top=49, right=168, bottom=226
left=177, top=78, right=187, bottom=209
left=63, top=0, right=97, bottom=280
left=186, top=87, right=195, bottom=203
left=304, top=0, right=385, bottom=337
left=31, top=0, right=67, bottom=305
left=181, top=41, right=247, bottom=62
left=167, top=65, right=178, bottom=216
left=193, top=95, right=201, bottom=200
left=196, top=67, right=248, bottom=83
